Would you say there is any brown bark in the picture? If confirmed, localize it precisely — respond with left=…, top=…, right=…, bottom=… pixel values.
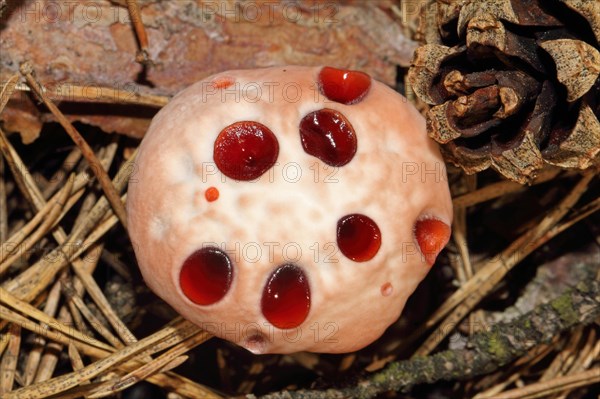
left=0, top=0, right=415, bottom=142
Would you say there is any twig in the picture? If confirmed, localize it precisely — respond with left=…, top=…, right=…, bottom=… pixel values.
left=4, top=318, right=201, bottom=399
left=0, top=148, right=141, bottom=366
left=0, top=174, right=81, bottom=266
left=0, top=153, right=8, bottom=244
left=14, top=82, right=168, bottom=107
left=88, top=331, right=211, bottom=398
left=1, top=301, right=214, bottom=397
left=1, top=148, right=139, bottom=346
left=0, top=75, right=18, bottom=244
left=19, top=62, right=128, bottom=230
left=0, top=324, right=21, bottom=394
left=0, top=126, right=37, bottom=206
left=126, top=0, right=152, bottom=65
left=22, top=281, right=63, bottom=386
left=257, top=279, right=600, bottom=399
left=67, top=343, right=90, bottom=399
left=0, top=288, right=114, bottom=353
left=452, top=167, right=562, bottom=208
left=100, top=250, right=133, bottom=280
left=0, top=175, right=73, bottom=274
left=412, top=172, right=595, bottom=357
left=60, top=278, right=124, bottom=350
left=490, top=367, right=600, bottom=399
left=41, top=147, right=82, bottom=199
left=0, top=74, right=19, bottom=114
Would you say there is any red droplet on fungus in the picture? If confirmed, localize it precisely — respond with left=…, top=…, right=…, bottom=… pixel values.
left=261, top=264, right=311, bottom=329
left=318, top=66, right=372, bottom=105
left=337, top=214, right=382, bottom=262
left=414, top=218, right=451, bottom=266
left=299, top=109, right=357, bottom=167
left=205, top=186, right=219, bottom=202
left=212, top=76, right=235, bottom=89
left=180, top=247, right=233, bottom=305
left=214, top=121, right=279, bottom=181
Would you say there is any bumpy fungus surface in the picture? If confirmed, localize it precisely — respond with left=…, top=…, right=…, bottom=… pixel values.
left=127, top=66, right=453, bottom=354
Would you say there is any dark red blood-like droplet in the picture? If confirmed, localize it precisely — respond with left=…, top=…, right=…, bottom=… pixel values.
left=261, top=264, right=310, bottom=329
left=414, top=218, right=451, bottom=266
left=318, top=66, right=372, bottom=105
left=214, top=121, right=279, bottom=181
left=337, top=214, right=381, bottom=262
left=299, top=109, right=357, bottom=166
left=180, top=247, right=233, bottom=305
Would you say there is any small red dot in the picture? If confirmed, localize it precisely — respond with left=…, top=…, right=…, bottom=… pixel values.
left=213, top=76, right=235, bottom=89
left=205, top=187, right=219, bottom=202
left=414, top=218, right=451, bottom=266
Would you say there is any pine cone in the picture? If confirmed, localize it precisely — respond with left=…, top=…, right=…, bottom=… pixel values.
left=409, top=0, right=600, bottom=183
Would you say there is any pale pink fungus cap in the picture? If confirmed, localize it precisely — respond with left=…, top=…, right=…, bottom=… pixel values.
left=127, top=66, right=453, bottom=354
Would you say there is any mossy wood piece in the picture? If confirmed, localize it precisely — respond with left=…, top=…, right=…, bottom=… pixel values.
left=257, top=279, right=600, bottom=399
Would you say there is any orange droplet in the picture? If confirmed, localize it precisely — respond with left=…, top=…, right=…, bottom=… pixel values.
left=213, top=76, right=235, bottom=89
left=415, top=218, right=451, bottom=266
left=205, top=187, right=219, bottom=202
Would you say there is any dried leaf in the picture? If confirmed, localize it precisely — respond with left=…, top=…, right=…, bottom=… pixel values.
left=1, top=98, right=43, bottom=144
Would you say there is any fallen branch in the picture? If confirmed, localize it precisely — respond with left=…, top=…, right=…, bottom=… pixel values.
left=256, top=278, right=600, bottom=399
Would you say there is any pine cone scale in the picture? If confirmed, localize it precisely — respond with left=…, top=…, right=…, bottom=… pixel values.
left=410, top=0, right=600, bottom=183
left=560, top=0, right=600, bottom=43
left=540, top=39, right=600, bottom=102
left=491, top=130, right=544, bottom=182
